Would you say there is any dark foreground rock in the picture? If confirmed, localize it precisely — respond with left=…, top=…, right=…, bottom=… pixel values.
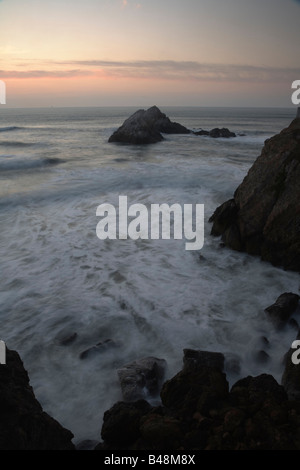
left=108, top=106, right=190, bottom=144
left=265, top=292, right=300, bottom=330
left=0, top=347, right=75, bottom=450
left=97, top=348, right=300, bottom=450
left=209, top=114, right=300, bottom=271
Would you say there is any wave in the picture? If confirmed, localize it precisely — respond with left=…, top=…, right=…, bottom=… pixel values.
left=0, top=126, right=23, bottom=132
left=0, top=141, right=35, bottom=147
left=0, top=157, right=63, bottom=172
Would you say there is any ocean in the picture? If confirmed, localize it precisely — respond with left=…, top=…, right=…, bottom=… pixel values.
left=0, top=106, right=299, bottom=444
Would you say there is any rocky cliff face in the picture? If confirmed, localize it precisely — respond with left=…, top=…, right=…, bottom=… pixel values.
left=210, top=116, right=300, bottom=271
left=0, top=347, right=75, bottom=450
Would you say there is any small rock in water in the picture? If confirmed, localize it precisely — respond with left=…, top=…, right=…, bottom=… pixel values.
left=265, top=292, right=300, bottom=330
left=79, top=339, right=117, bottom=360
left=117, top=356, right=167, bottom=401
left=59, top=332, right=78, bottom=346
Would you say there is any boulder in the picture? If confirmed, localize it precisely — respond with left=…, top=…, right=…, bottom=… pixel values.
left=117, top=357, right=167, bottom=402
left=0, top=347, right=74, bottom=450
left=160, top=350, right=228, bottom=418
left=108, top=106, right=190, bottom=144
left=99, top=400, right=151, bottom=447
left=99, top=349, right=300, bottom=450
left=209, top=114, right=300, bottom=271
left=265, top=292, right=300, bottom=330
left=182, top=349, right=225, bottom=372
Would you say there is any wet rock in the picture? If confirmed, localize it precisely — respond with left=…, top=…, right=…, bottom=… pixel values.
left=161, top=352, right=228, bottom=418
left=281, top=343, right=300, bottom=400
left=75, top=439, right=99, bottom=450
left=265, top=292, right=300, bottom=330
left=140, top=413, right=183, bottom=449
left=108, top=106, right=190, bottom=145
left=100, top=400, right=151, bottom=446
left=79, top=339, right=117, bottom=360
left=209, top=114, right=300, bottom=271
left=117, top=357, right=167, bottom=402
left=230, top=374, right=287, bottom=410
left=209, top=128, right=236, bottom=138
left=194, top=128, right=236, bottom=138
left=183, top=349, right=225, bottom=372
left=59, top=332, right=78, bottom=346
left=99, top=349, right=300, bottom=450
left=0, top=347, right=74, bottom=450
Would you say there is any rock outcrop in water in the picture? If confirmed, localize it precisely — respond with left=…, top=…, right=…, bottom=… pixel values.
left=117, top=357, right=167, bottom=402
left=108, top=106, right=237, bottom=144
left=209, top=114, right=300, bottom=271
left=194, top=127, right=236, bottom=138
left=0, top=347, right=75, bottom=450
left=108, top=106, right=190, bottom=144
left=96, top=347, right=300, bottom=450
left=2, top=289, right=300, bottom=451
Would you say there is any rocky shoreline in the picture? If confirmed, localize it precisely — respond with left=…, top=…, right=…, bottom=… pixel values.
left=209, top=113, right=300, bottom=272
left=0, top=291, right=299, bottom=450
left=1, top=111, right=299, bottom=450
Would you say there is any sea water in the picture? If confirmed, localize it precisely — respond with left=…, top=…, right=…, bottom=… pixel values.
left=0, top=106, right=299, bottom=443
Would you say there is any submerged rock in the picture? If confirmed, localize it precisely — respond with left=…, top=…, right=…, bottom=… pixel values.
left=117, top=356, right=167, bottom=402
left=108, top=106, right=190, bottom=144
left=0, top=347, right=74, bottom=450
left=209, top=113, right=300, bottom=271
left=79, top=339, right=117, bottom=360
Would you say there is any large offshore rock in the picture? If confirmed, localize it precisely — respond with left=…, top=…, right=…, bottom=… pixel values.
left=108, top=105, right=190, bottom=144
left=209, top=115, right=300, bottom=271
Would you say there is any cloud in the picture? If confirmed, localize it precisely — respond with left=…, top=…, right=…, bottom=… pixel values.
left=0, top=69, right=94, bottom=79
left=52, top=60, right=300, bottom=83
left=1, top=60, right=299, bottom=83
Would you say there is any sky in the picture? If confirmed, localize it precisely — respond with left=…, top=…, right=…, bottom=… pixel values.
left=1, top=0, right=300, bottom=108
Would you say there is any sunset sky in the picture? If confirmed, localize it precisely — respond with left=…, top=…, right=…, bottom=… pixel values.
left=1, top=0, right=300, bottom=107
